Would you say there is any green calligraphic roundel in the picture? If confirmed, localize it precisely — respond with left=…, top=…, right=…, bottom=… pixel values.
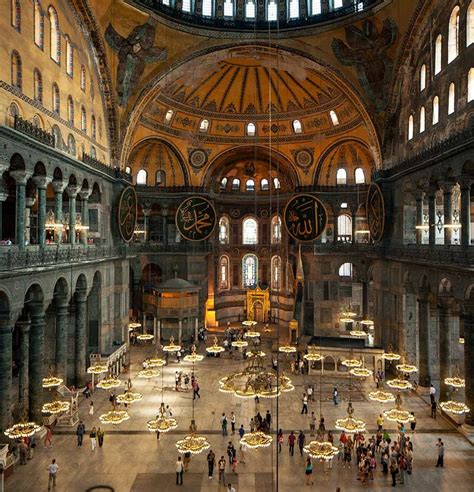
left=118, top=186, right=138, bottom=243
left=284, top=194, right=327, bottom=242
left=176, top=196, right=217, bottom=241
left=366, top=183, right=385, bottom=243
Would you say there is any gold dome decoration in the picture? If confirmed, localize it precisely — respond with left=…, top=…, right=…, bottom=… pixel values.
left=247, top=350, right=266, bottom=358
left=147, top=415, right=178, bottom=433
left=396, top=364, right=418, bottom=374
left=242, top=320, right=258, bottom=327
left=349, top=330, right=367, bottom=337
left=4, top=421, right=41, bottom=439
left=136, top=333, right=154, bottom=341
left=232, top=337, right=249, bottom=348
left=349, top=367, right=373, bottom=377
left=341, top=359, right=362, bottom=368
left=360, top=319, right=375, bottom=327
left=147, top=357, right=166, bottom=368
left=279, top=345, right=296, bottom=354
left=240, top=431, right=272, bottom=449
left=128, top=322, right=142, bottom=330
left=382, top=352, right=401, bottom=361
left=176, top=420, right=210, bottom=455
left=459, top=337, right=465, bottom=344
left=334, top=416, right=366, bottom=434
left=340, top=317, right=355, bottom=323
left=383, top=408, right=415, bottom=424
left=244, top=331, right=261, bottom=339
left=304, top=346, right=324, bottom=361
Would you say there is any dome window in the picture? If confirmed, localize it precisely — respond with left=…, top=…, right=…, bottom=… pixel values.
left=164, top=109, right=174, bottom=123
left=246, top=122, right=256, bottom=136
left=220, top=177, right=228, bottom=190
left=261, top=178, right=269, bottom=191
left=231, top=178, right=240, bottom=191
left=329, top=110, right=339, bottom=126
left=292, top=119, right=302, bottom=133
left=246, top=179, right=255, bottom=192
left=273, top=177, right=281, bottom=189
left=199, top=119, right=209, bottom=132
left=246, top=0, right=256, bottom=18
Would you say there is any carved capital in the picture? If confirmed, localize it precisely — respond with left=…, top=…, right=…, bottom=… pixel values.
left=52, top=179, right=65, bottom=194
left=10, top=170, right=28, bottom=186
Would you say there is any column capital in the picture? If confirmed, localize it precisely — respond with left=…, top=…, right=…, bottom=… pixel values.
left=32, top=175, right=50, bottom=190
left=75, top=288, right=88, bottom=302
left=25, top=196, right=36, bottom=208
left=142, top=207, right=152, bottom=217
left=438, top=180, right=455, bottom=194
left=52, top=179, right=65, bottom=194
left=10, top=170, right=29, bottom=185
left=66, top=184, right=81, bottom=198
left=28, top=300, right=45, bottom=318
left=459, top=177, right=473, bottom=190
left=79, top=189, right=92, bottom=201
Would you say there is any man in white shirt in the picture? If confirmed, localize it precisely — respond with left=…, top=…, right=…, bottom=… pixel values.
left=227, top=484, right=236, bottom=492
left=47, top=459, right=59, bottom=490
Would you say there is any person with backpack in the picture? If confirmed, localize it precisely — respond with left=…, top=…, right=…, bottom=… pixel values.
left=206, top=449, right=216, bottom=479
left=288, top=431, right=296, bottom=456
left=305, top=457, right=314, bottom=485
left=221, top=413, right=228, bottom=436
left=76, top=421, right=85, bottom=446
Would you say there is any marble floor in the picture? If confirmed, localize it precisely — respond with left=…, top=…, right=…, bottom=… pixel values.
left=6, top=338, right=474, bottom=491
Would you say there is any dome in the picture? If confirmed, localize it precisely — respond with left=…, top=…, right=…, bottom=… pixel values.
left=156, top=276, right=200, bottom=292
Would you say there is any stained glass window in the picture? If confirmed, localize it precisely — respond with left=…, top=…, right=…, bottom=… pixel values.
left=242, top=254, right=258, bottom=288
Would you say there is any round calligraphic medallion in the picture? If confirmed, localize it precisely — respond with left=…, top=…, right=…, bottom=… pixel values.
left=189, top=149, right=208, bottom=169
left=176, top=196, right=217, bottom=241
left=366, top=183, right=385, bottom=243
left=284, top=194, right=327, bottom=242
left=118, top=186, right=137, bottom=243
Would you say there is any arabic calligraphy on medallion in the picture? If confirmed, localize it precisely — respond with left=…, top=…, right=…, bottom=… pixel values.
left=118, top=186, right=137, bottom=243
left=284, top=194, right=327, bottom=242
left=366, top=183, right=385, bottom=243
left=175, top=196, right=217, bottom=241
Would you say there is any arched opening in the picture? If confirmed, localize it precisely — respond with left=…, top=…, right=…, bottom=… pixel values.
left=219, top=216, right=230, bottom=245
left=448, top=6, right=460, bottom=64
left=243, top=217, right=258, bottom=245
left=219, top=256, right=230, bottom=290
left=242, top=254, right=258, bottom=288
left=337, top=214, right=352, bottom=242
left=48, top=6, right=60, bottom=63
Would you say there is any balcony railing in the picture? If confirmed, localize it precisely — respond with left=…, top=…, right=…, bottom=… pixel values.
left=14, top=115, right=55, bottom=147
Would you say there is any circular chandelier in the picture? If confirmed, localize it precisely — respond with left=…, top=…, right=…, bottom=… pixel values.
left=459, top=337, right=465, bottom=344
left=176, top=420, right=210, bottom=455
left=340, top=317, right=355, bottom=324
left=341, top=358, right=362, bottom=368
left=4, top=421, right=41, bottom=439
left=87, top=364, right=108, bottom=374
left=206, top=336, right=225, bottom=354
left=242, top=320, right=257, bottom=327
left=42, top=376, right=63, bottom=388
left=382, top=352, right=401, bottom=361
left=368, top=390, right=396, bottom=403
left=383, top=407, right=415, bottom=423
left=244, top=331, right=260, bottom=339
left=129, top=322, right=141, bottom=330
left=247, top=350, right=266, bottom=358
left=240, top=431, right=272, bottom=449
left=138, top=368, right=160, bottom=379
left=444, top=377, right=465, bottom=388
left=99, top=409, right=130, bottom=425
left=360, top=319, right=374, bottom=327
left=163, top=336, right=181, bottom=353
left=232, top=337, right=249, bottom=348
left=349, top=367, right=373, bottom=377
left=116, top=392, right=143, bottom=405
left=349, top=330, right=367, bottom=337
left=97, top=377, right=121, bottom=390
left=147, top=415, right=178, bottom=433
left=396, top=364, right=418, bottom=374
left=136, top=333, right=154, bottom=341
left=303, top=440, right=339, bottom=460
left=335, top=415, right=366, bottom=434
left=439, top=400, right=470, bottom=415
left=386, top=379, right=413, bottom=390
left=147, top=357, right=166, bottom=368
left=184, top=345, right=204, bottom=363
left=279, top=344, right=296, bottom=353
left=41, top=400, right=70, bottom=415
left=340, top=310, right=357, bottom=318
left=304, top=347, right=324, bottom=361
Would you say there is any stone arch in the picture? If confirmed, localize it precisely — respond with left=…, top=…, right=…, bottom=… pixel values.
left=9, top=152, right=25, bottom=172
left=438, top=277, right=453, bottom=295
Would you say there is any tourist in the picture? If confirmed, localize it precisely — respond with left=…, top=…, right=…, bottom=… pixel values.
left=207, top=449, right=216, bottom=479
left=47, top=458, right=59, bottom=490
left=238, top=424, right=245, bottom=440
left=231, top=452, right=238, bottom=474
left=184, top=373, right=190, bottom=391
left=332, top=387, right=339, bottom=405
left=176, top=456, right=184, bottom=485
left=97, top=427, right=104, bottom=447
left=307, top=385, right=313, bottom=402
left=221, top=413, right=228, bottom=436
left=431, top=399, right=437, bottom=419
left=277, top=429, right=283, bottom=452
left=301, top=393, right=308, bottom=414
left=406, top=446, right=413, bottom=474
left=265, top=410, right=272, bottom=429
left=44, top=426, right=53, bottom=447
left=227, top=441, right=236, bottom=465
left=389, top=455, right=399, bottom=486
left=309, top=412, right=316, bottom=436
left=377, top=414, right=384, bottom=431
left=250, top=418, right=255, bottom=432
left=19, top=439, right=28, bottom=465
left=288, top=431, right=296, bottom=456
left=399, top=451, right=407, bottom=484
left=343, top=436, right=353, bottom=469
left=76, top=421, right=85, bottom=446
left=239, top=442, right=246, bottom=464
left=183, top=451, right=191, bottom=472
left=192, top=378, right=200, bottom=399
left=430, top=384, right=436, bottom=397
left=318, top=415, right=325, bottom=437
left=305, top=457, right=314, bottom=485
left=410, top=412, right=417, bottom=433
left=218, top=456, right=226, bottom=484
left=175, top=371, right=180, bottom=391
left=89, top=400, right=94, bottom=416
left=227, top=484, right=236, bottom=492
left=90, top=427, right=97, bottom=451
left=230, top=411, right=236, bottom=434
left=298, top=430, right=306, bottom=456
left=435, top=439, right=444, bottom=467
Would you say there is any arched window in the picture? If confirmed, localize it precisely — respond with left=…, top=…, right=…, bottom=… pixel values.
left=273, top=177, right=281, bottom=189
left=80, top=66, right=86, bottom=91
left=34, top=1, right=44, bottom=48
left=231, top=178, right=240, bottom=191
left=289, top=0, right=299, bottom=19
left=337, top=214, right=352, bottom=242
left=311, top=0, right=321, bottom=15
left=65, top=36, right=73, bottom=76
left=242, top=254, right=258, bottom=288
left=271, top=256, right=282, bottom=290
left=338, top=262, right=353, bottom=277
left=419, top=106, right=425, bottom=133
left=420, top=64, right=426, bottom=91
left=11, top=51, right=22, bottom=90
left=267, top=0, right=277, bottom=21
left=468, top=68, right=474, bottom=102
left=448, top=6, right=460, bottom=64
left=219, top=256, right=230, bottom=290
left=336, top=168, right=347, bottom=185
left=11, top=0, right=21, bottom=31
left=125, top=166, right=131, bottom=174
left=81, top=106, right=87, bottom=132
left=340, top=202, right=348, bottom=209
left=164, top=109, right=174, bottom=123
left=329, top=110, right=339, bottom=125
left=243, top=217, right=258, bottom=245
left=34, top=69, right=43, bottom=102
left=354, top=168, right=365, bottom=184
left=136, top=169, right=147, bottom=185
left=434, top=34, right=442, bottom=75
left=261, top=178, right=269, bottom=191
left=91, top=115, right=96, bottom=139
left=199, top=119, right=209, bottom=132
left=334, top=0, right=343, bottom=8
left=468, top=2, right=474, bottom=47
left=271, top=215, right=282, bottom=244
left=245, top=0, right=256, bottom=18
left=224, top=0, right=234, bottom=17
left=67, top=96, right=74, bottom=123
left=32, top=114, right=43, bottom=128
left=246, top=122, right=256, bottom=136
left=202, top=0, right=212, bottom=16
left=155, top=170, right=166, bottom=186
left=448, top=83, right=455, bottom=114
left=432, top=96, right=439, bottom=124
left=220, top=177, right=228, bottom=190
left=68, top=134, right=76, bottom=156
left=8, top=102, right=20, bottom=123
left=246, top=179, right=255, bottom=192
left=219, top=217, right=230, bottom=244
left=408, top=114, right=414, bottom=140
left=48, top=6, right=60, bottom=63
left=90, top=146, right=96, bottom=159
left=292, top=119, right=302, bottom=133
left=182, top=0, right=191, bottom=13
left=52, top=83, right=60, bottom=113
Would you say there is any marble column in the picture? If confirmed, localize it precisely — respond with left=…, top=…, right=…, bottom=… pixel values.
left=464, top=306, right=474, bottom=427
left=55, top=299, right=69, bottom=383
left=441, top=183, right=453, bottom=245
left=415, top=191, right=424, bottom=244
left=28, top=303, right=45, bottom=421
left=79, top=189, right=91, bottom=246
left=460, top=181, right=471, bottom=247
left=0, top=314, right=14, bottom=432
left=67, top=185, right=80, bottom=245
left=418, top=297, right=431, bottom=387
left=17, top=320, right=30, bottom=411
left=52, top=180, right=64, bottom=244
left=143, top=207, right=151, bottom=243
left=25, top=196, right=35, bottom=246
left=178, top=319, right=183, bottom=343
left=428, top=191, right=436, bottom=246
left=162, top=205, right=168, bottom=245
left=74, top=290, right=88, bottom=387
left=0, top=184, right=8, bottom=241
left=439, top=300, right=453, bottom=400
left=33, top=176, right=48, bottom=248
left=11, top=171, right=27, bottom=250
